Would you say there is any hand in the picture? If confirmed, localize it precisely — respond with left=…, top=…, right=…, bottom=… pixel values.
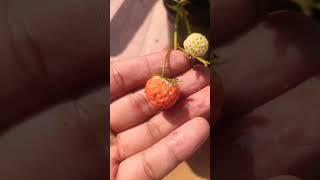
left=110, top=50, right=210, bottom=180
left=0, top=0, right=106, bottom=179
left=212, top=0, right=320, bottom=179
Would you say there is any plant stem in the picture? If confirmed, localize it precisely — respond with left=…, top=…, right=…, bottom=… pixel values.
left=195, top=57, right=210, bottom=67
left=181, top=10, right=191, bottom=35
left=174, top=13, right=180, bottom=49
left=162, top=50, right=171, bottom=77
left=169, top=0, right=191, bottom=49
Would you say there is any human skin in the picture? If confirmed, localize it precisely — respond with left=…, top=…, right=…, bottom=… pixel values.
left=109, top=50, right=211, bottom=180
left=211, top=0, right=320, bottom=179
left=0, top=0, right=107, bottom=179
left=2, top=0, right=320, bottom=179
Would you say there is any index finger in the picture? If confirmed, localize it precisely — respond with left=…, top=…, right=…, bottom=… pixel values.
left=110, top=50, right=190, bottom=101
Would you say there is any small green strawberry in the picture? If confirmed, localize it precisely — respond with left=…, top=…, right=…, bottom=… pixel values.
left=167, top=1, right=218, bottom=67
left=178, top=33, right=210, bottom=67
left=183, top=33, right=209, bottom=57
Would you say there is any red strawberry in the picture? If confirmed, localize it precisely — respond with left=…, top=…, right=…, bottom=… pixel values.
left=145, top=75, right=180, bottom=109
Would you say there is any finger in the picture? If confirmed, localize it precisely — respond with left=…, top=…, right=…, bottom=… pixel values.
left=0, top=87, right=106, bottom=179
left=212, top=11, right=320, bottom=180
left=0, top=0, right=106, bottom=126
left=110, top=65, right=209, bottom=132
left=214, top=11, right=320, bottom=120
left=110, top=50, right=190, bottom=101
left=213, top=75, right=320, bottom=180
left=116, top=86, right=209, bottom=160
left=117, top=117, right=210, bottom=180
left=211, top=0, right=257, bottom=45
left=268, top=175, right=302, bottom=180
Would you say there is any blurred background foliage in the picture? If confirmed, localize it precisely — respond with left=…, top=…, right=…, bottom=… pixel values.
left=258, top=0, right=320, bottom=17
left=163, top=0, right=320, bottom=65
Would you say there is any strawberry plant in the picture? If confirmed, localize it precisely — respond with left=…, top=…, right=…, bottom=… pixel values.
left=144, top=0, right=214, bottom=109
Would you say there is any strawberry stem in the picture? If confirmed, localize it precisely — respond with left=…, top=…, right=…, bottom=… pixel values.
left=181, top=10, right=191, bottom=35
left=169, top=0, right=191, bottom=49
left=162, top=50, right=171, bottom=77
left=195, top=57, right=210, bottom=67
left=178, top=47, right=211, bottom=67
left=174, top=13, right=180, bottom=50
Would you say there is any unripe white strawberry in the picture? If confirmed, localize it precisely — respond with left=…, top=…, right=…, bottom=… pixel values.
left=183, top=33, right=209, bottom=57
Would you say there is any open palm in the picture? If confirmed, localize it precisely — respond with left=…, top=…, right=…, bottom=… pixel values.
left=110, top=50, right=211, bottom=180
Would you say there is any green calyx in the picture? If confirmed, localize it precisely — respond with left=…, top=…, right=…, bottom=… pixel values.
left=162, top=77, right=179, bottom=85
left=178, top=47, right=211, bottom=67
